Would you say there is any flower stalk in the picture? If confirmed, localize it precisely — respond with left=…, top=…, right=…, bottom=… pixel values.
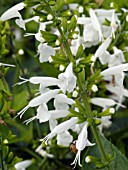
left=44, top=3, right=114, bottom=167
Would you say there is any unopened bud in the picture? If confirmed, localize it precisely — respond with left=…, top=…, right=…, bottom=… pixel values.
left=74, top=107, right=79, bottom=112
left=47, top=14, right=53, bottom=20
left=85, top=156, right=91, bottom=163
left=72, top=33, right=78, bottom=39
left=55, top=39, right=60, bottom=46
left=48, top=56, right=53, bottom=63
left=109, top=108, right=115, bottom=114
left=59, top=65, right=65, bottom=71
left=72, top=90, right=78, bottom=98
left=18, top=49, right=24, bottom=55
left=91, top=85, right=98, bottom=92
left=78, top=6, right=84, bottom=13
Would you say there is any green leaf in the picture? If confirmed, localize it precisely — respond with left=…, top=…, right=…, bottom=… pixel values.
left=53, top=0, right=65, bottom=11
left=40, top=30, right=58, bottom=43
left=68, top=16, right=77, bottom=32
left=0, top=124, right=9, bottom=139
left=82, top=135, right=128, bottom=170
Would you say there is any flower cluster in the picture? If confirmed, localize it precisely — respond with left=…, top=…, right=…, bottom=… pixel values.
left=1, top=1, right=128, bottom=169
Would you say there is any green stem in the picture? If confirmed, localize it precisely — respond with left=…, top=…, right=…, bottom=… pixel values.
left=41, top=2, right=113, bottom=169
left=77, top=74, right=113, bottom=170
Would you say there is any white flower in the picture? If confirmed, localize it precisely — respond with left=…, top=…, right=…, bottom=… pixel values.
left=91, top=97, right=117, bottom=109
left=58, top=63, right=77, bottom=93
left=54, top=93, right=75, bottom=110
left=89, top=8, right=104, bottom=42
left=71, top=122, right=95, bottom=167
left=38, top=43, right=56, bottom=63
left=0, top=2, right=26, bottom=30
left=14, top=160, right=32, bottom=170
left=101, top=63, right=128, bottom=87
left=108, top=46, right=125, bottom=67
left=94, top=36, right=112, bottom=61
left=16, top=89, right=60, bottom=118
left=40, top=117, right=78, bottom=144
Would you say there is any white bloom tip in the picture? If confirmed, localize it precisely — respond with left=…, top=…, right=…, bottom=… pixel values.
left=85, top=156, right=91, bottom=163
left=72, top=90, right=78, bottom=98
left=59, top=65, right=65, bottom=71
left=91, top=55, right=96, bottom=62
left=109, top=108, right=115, bottom=114
left=48, top=56, right=53, bottom=63
left=3, top=139, right=9, bottom=144
left=72, top=33, right=78, bottom=39
left=91, top=85, right=98, bottom=92
left=74, top=107, right=79, bottom=112
left=47, top=14, right=53, bottom=20
left=55, top=39, right=60, bottom=46
left=110, top=2, right=114, bottom=7
left=18, top=49, right=24, bottom=55
left=78, top=6, right=84, bottom=13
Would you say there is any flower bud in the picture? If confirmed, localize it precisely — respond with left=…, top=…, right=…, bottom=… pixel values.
left=59, top=65, right=65, bottom=71
left=18, top=49, right=24, bottom=55
left=78, top=6, right=84, bottom=13
left=47, top=14, right=53, bottom=20
left=55, top=39, right=60, bottom=46
left=91, top=85, right=98, bottom=92
left=72, top=90, right=78, bottom=98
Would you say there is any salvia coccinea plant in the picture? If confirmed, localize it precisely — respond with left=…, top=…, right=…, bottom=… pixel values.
left=0, top=0, right=128, bottom=169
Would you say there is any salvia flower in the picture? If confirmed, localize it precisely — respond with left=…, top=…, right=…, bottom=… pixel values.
left=58, top=63, right=77, bottom=93
left=0, top=2, right=26, bottom=30
left=16, top=89, right=60, bottom=118
left=40, top=117, right=78, bottom=144
left=14, top=160, right=32, bottom=170
left=71, top=122, right=95, bottom=167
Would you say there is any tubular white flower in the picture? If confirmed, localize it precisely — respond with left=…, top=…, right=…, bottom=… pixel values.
left=91, top=97, right=117, bottom=108
left=101, top=63, right=128, bottom=76
left=0, top=2, right=26, bottom=30
left=94, top=36, right=112, bottom=61
left=89, top=8, right=104, bottom=42
left=58, top=63, right=77, bottom=93
left=14, top=160, right=32, bottom=170
left=15, top=76, right=59, bottom=86
left=71, top=122, right=95, bottom=167
left=40, top=117, right=78, bottom=144
left=16, top=89, right=60, bottom=118
left=54, top=93, right=75, bottom=110
left=38, top=43, right=56, bottom=63
left=108, top=46, right=125, bottom=67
